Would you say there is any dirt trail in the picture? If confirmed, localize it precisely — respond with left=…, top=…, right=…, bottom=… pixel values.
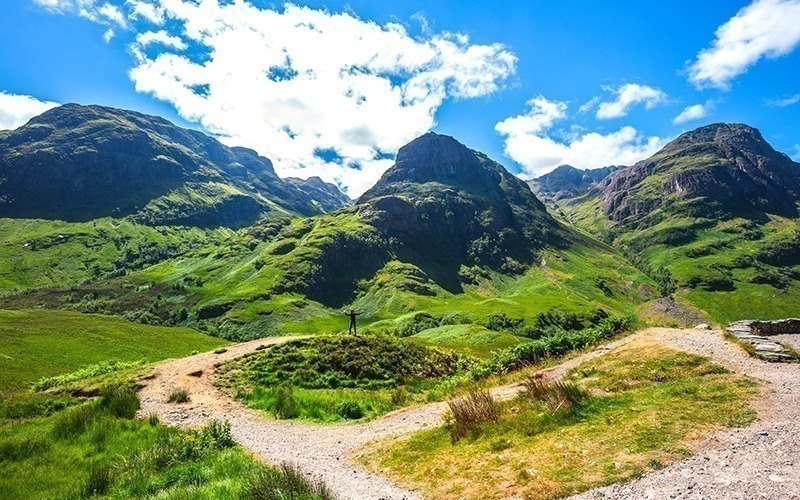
left=137, top=329, right=800, bottom=499
left=573, top=328, right=800, bottom=500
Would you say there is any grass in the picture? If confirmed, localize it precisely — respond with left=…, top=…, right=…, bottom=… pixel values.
left=0, top=386, right=332, bottom=499
left=361, top=336, right=758, bottom=499
left=409, top=324, right=528, bottom=358
left=0, top=309, right=227, bottom=396
left=218, top=335, right=473, bottom=422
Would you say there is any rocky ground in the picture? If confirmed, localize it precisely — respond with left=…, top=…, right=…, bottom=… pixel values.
left=137, top=329, right=800, bottom=499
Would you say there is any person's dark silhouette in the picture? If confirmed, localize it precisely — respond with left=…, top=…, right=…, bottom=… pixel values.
left=344, top=308, right=363, bottom=335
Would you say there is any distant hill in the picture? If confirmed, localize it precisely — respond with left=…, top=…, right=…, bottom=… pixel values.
left=285, top=176, right=351, bottom=213
left=528, top=164, right=621, bottom=200
left=599, top=123, right=800, bottom=227
left=548, top=123, right=800, bottom=322
left=0, top=104, right=349, bottom=227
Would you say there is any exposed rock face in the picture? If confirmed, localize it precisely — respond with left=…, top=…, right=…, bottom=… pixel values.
left=0, top=104, right=336, bottom=225
left=284, top=176, right=351, bottom=212
left=529, top=164, right=620, bottom=200
left=599, top=123, right=800, bottom=226
left=357, top=133, right=565, bottom=275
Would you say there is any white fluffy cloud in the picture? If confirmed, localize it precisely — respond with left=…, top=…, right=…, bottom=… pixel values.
left=673, top=102, right=712, bottom=124
left=595, top=83, right=668, bottom=120
left=496, top=96, right=669, bottom=177
left=0, top=91, right=60, bottom=130
left=34, top=0, right=516, bottom=196
left=688, top=0, right=800, bottom=89
left=135, top=30, right=186, bottom=50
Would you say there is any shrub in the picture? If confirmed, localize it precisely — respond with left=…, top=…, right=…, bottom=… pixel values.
left=336, top=402, right=364, bottom=420
left=471, top=315, right=633, bottom=379
left=521, top=376, right=587, bottom=412
left=167, top=388, right=190, bottom=404
left=247, top=335, right=469, bottom=391
left=484, top=312, right=524, bottom=332
left=447, top=389, right=499, bottom=442
left=534, top=307, right=583, bottom=331
left=244, top=462, right=335, bottom=500
left=274, top=385, right=299, bottom=419
left=33, top=360, right=143, bottom=392
left=390, top=387, right=409, bottom=407
left=395, top=312, right=441, bottom=337
left=100, top=385, right=140, bottom=418
left=202, top=420, right=235, bottom=449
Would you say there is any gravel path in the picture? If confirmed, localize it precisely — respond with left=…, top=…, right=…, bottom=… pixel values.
left=573, top=328, right=800, bottom=500
left=137, top=328, right=800, bottom=499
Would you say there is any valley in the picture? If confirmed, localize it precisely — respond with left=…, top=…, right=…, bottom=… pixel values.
left=2, top=103, right=800, bottom=499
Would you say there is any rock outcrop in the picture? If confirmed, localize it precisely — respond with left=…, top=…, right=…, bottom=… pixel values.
left=726, top=319, right=800, bottom=362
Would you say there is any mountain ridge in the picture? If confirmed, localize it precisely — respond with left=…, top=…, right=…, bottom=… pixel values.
left=0, top=103, right=350, bottom=226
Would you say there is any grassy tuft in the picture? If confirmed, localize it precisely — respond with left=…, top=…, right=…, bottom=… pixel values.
left=446, top=389, right=500, bottom=442
left=167, top=388, right=190, bottom=404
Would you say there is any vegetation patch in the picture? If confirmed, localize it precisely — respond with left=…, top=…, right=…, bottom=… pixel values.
left=219, top=334, right=472, bottom=422
left=362, top=337, right=758, bottom=499
left=0, top=384, right=332, bottom=499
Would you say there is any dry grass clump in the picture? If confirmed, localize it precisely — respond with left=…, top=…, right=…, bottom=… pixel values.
left=446, top=389, right=499, bottom=441
left=521, top=375, right=587, bottom=412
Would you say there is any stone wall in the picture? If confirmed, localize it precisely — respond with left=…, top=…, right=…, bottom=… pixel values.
left=751, top=319, right=800, bottom=336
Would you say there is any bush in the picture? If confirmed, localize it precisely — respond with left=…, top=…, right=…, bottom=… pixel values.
left=336, top=402, right=364, bottom=420
left=167, top=388, right=190, bottom=404
left=202, top=420, right=235, bottom=449
left=395, top=312, right=441, bottom=337
left=274, top=385, right=299, bottom=419
left=247, top=335, right=469, bottom=391
left=471, top=315, right=633, bottom=379
left=484, top=312, right=524, bottom=332
left=390, top=387, right=409, bottom=407
left=447, top=389, right=499, bottom=442
left=244, top=462, right=335, bottom=500
left=100, top=385, right=140, bottom=418
left=521, top=376, right=587, bottom=412
left=534, top=307, right=583, bottom=331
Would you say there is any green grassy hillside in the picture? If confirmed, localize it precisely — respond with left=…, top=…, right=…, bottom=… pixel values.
left=0, top=217, right=225, bottom=292
left=0, top=309, right=226, bottom=394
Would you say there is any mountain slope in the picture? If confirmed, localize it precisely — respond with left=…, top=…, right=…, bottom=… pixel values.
left=549, top=123, right=800, bottom=322
left=0, top=104, right=347, bottom=226
left=285, top=176, right=351, bottom=212
left=599, top=123, right=800, bottom=227
left=359, top=133, right=565, bottom=278
left=1, top=132, right=654, bottom=339
left=528, top=164, right=620, bottom=200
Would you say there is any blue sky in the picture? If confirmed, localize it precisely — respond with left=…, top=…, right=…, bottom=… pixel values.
left=2, top=0, right=800, bottom=194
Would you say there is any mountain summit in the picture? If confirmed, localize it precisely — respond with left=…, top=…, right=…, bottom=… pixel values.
left=357, top=133, right=563, bottom=276
left=0, top=104, right=349, bottom=226
left=600, top=123, right=800, bottom=226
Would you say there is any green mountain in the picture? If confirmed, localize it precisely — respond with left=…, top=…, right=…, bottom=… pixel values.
left=528, top=164, right=620, bottom=201
left=550, top=123, right=800, bottom=322
left=285, top=176, right=352, bottom=213
left=1, top=132, right=653, bottom=340
left=0, top=104, right=349, bottom=227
